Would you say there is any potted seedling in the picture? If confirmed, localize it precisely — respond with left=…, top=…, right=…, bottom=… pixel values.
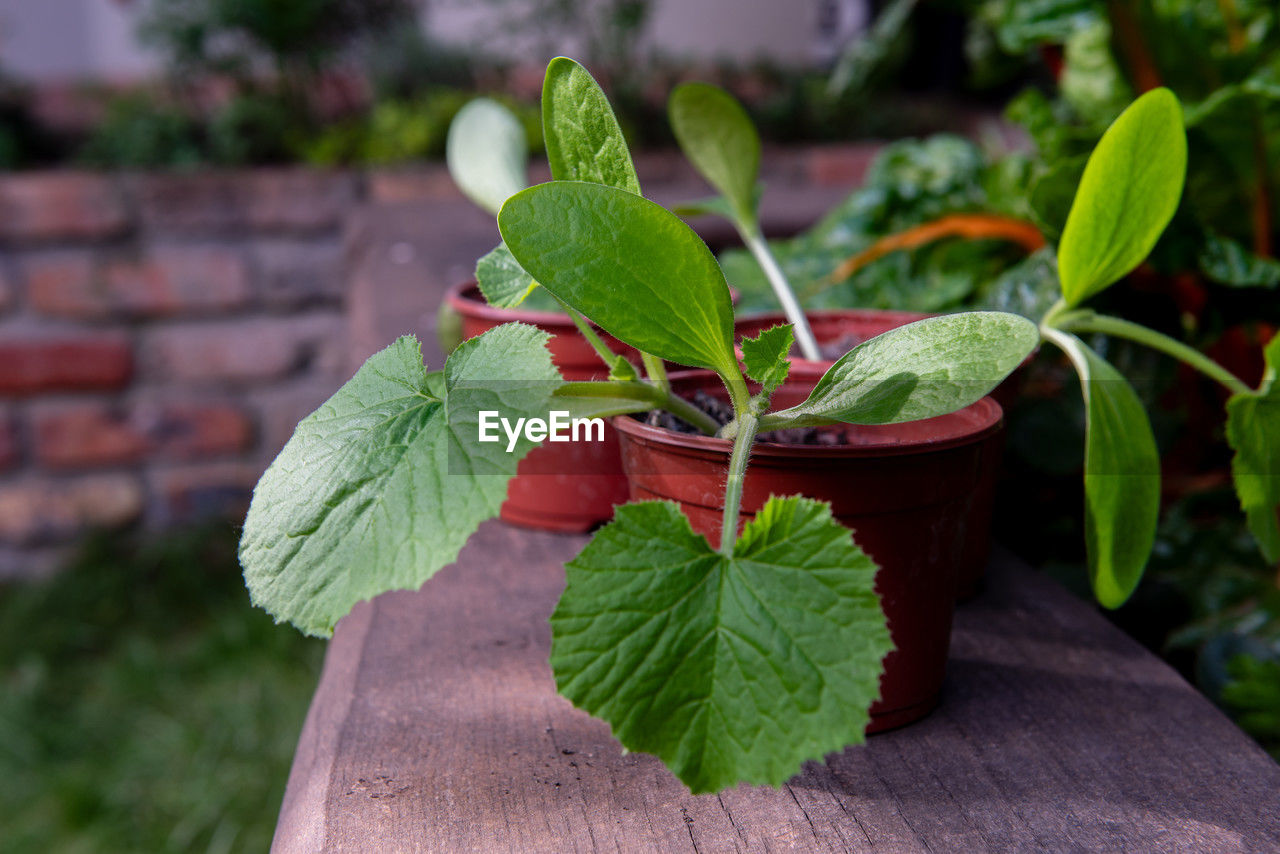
left=241, top=57, right=1037, bottom=792
left=665, top=81, right=1006, bottom=596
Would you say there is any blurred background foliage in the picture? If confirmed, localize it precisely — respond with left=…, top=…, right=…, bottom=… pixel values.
left=0, top=525, right=322, bottom=853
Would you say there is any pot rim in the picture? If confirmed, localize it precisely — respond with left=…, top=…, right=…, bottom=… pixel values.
left=734, top=307, right=937, bottom=375
left=446, top=280, right=582, bottom=329
left=612, top=396, right=1004, bottom=461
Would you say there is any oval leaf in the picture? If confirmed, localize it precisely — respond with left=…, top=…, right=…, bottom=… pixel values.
left=668, top=82, right=761, bottom=225
left=1051, top=330, right=1160, bottom=608
left=542, top=57, right=640, bottom=193
left=775, top=312, right=1038, bottom=426
left=499, top=181, right=738, bottom=376
left=1226, top=333, right=1280, bottom=563
left=446, top=98, right=529, bottom=215
left=1057, top=88, right=1187, bottom=307
left=551, top=496, right=891, bottom=793
left=240, top=325, right=559, bottom=636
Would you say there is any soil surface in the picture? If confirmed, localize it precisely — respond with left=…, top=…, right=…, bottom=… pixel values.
left=643, top=389, right=849, bottom=446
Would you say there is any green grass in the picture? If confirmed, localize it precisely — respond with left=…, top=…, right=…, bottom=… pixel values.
left=0, top=524, right=323, bottom=854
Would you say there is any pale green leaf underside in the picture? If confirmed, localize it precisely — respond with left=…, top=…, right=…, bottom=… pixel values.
left=550, top=496, right=891, bottom=793
left=1226, top=334, right=1280, bottom=563
left=669, top=82, right=761, bottom=225
left=776, top=312, right=1038, bottom=426
left=1057, top=87, right=1187, bottom=307
left=542, top=57, right=640, bottom=193
left=1053, top=331, right=1160, bottom=608
left=475, top=242, right=538, bottom=308
left=499, top=181, right=738, bottom=376
left=240, top=325, right=560, bottom=636
left=741, top=323, right=793, bottom=395
left=446, top=98, right=529, bottom=216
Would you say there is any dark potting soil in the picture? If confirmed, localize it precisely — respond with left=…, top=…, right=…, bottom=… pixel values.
left=643, top=390, right=849, bottom=447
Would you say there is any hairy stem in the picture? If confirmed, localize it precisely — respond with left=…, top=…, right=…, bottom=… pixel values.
left=741, top=226, right=822, bottom=360
left=1053, top=312, right=1252, bottom=396
left=551, top=293, right=623, bottom=371
left=720, top=410, right=759, bottom=555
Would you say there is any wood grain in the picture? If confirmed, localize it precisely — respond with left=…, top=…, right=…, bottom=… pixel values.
left=274, top=521, right=1280, bottom=853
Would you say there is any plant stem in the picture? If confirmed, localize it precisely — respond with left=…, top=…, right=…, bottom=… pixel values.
left=720, top=410, right=759, bottom=555
left=551, top=293, right=622, bottom=371
left=1054, top=312, right=1253, bottom=396
left=741, top=225, right=822, bottom=360
left=557, top=380, right=721, bottom=436
left=641, top=354, right=670, bottom=393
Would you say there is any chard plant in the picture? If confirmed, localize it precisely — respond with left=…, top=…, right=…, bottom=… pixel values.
left=239, top=57, right=1037, bottom=793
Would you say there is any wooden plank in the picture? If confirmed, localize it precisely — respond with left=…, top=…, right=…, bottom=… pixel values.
left=274, top=521, right=1280, bottom=853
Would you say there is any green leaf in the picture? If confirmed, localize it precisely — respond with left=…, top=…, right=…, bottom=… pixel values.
left=740, top=324, right=793, bottom=396
left=445, top=98, right=529, bottom=216
left=1057, top=88, right=1187, bottom=307
left=774, top=312, right=1038, bottom=426
left=1051, top=331, right=1160, bottom=608
left=550, top=496, right=891, bottom=793
left=1198, top=233, right=1280, bottom=289
left=668, top=82, right=761, bottom=225
left=475, top=242, right=539, bottom=308
left=499, top=181, right=738, bottom=376
left=1226, top=334, right=1280, bottom=563
left=240, top=325, right=560, bottom=637
left=542, top=57, right=640, bottom=193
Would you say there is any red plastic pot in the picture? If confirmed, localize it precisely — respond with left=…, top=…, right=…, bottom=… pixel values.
left=614, top=371, right=1003, bottom=733
left=446, top=282, right=632, bottom=532
left=736, top=310, right=1004, bottom=598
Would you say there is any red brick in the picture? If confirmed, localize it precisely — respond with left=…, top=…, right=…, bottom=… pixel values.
left=133, top=170, right=358, bottom=235
left=366, top=168, right=460, bottom=204
left=144, top=314, right=344, bottom=385
left=32, top=401, right=253, bottom=469
left=0, top=335, right=133, bottom=395
left=151, top=462, right=260, bottom=524
left=0, top=172, right=128, bottom=242
left=0, top=475, right=143, bottom=545
left=806, top=144, right=881, bottom=188
left=28, top=247, right=250, bottom=320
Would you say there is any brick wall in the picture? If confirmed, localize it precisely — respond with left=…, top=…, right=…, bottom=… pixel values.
left=0, top=144, right=882, bottom=577
left=0, top=170, right=358, bottom=576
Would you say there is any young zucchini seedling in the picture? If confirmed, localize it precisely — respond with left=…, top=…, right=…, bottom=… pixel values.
left=1033, top=88, right=1280, bottom=608
left=239, top=57, right=1037, bottom=793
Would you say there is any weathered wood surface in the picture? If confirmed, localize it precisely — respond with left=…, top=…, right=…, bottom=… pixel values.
left=274, top=521, right=1280, bottom=853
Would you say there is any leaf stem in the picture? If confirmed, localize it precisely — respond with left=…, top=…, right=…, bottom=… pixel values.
left=641, top=354, right=670, bottom=393
left=741, top=225, right=822, bottom=360
left=550, top=293, right=621, bottom=371
left=720, top=410, right=759, bottom=555
left=557, top=380, right=721, bottom=436
left=1053, top=311, right=1252, bottom=396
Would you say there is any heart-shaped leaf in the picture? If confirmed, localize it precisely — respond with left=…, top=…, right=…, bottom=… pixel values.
left=669, top=82, right=761, bottom=225
left=542, top=56, right=640, bottom=193
left=1226, top=333, right=1280, bottom=563
left=240, top=325, right=560, bottom=636
left=1050, top=330, right=1160, bottom=608
left=551, top=496, right=891, bottom=793
left=774, top=312, right=1038, bottom=426
left=475, top=242, right=538, bottom=308
left=446, top=98, right=529, bottom=216
left=1057, top=88, right=1187, bottom=307
left=741, top=324, right=793, bottom=396
left=499, top=180, right=738, bottom=377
